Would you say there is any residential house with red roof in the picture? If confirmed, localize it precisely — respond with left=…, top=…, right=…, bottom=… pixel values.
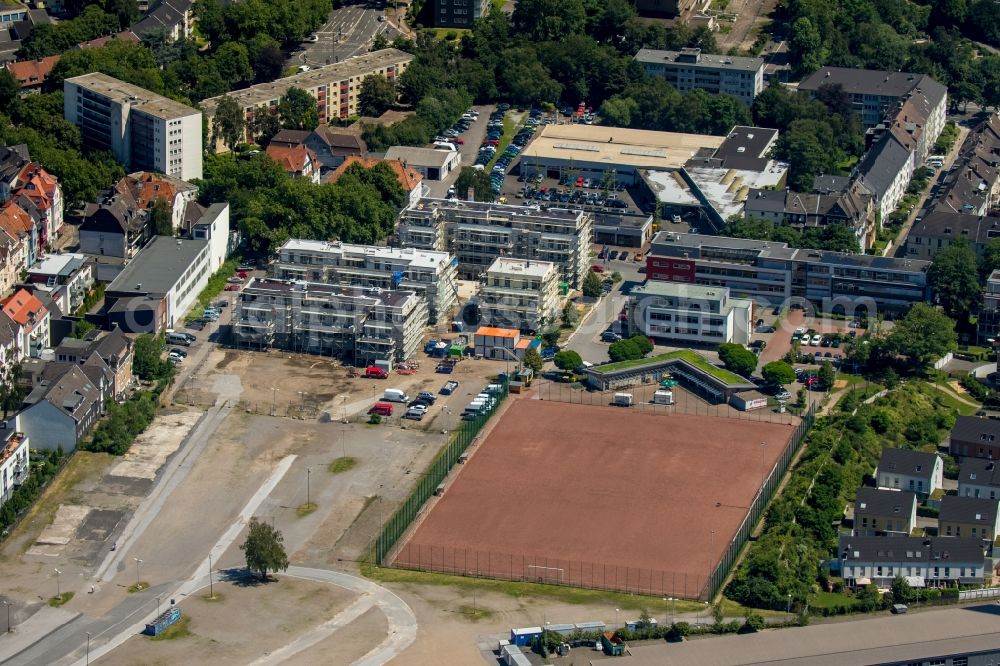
left=5, top=55, right=59, bottom=93
left=266, top=144, right=321, bottom=184
left=0, top=202, right=34, bottom=269
left=14, top=162, right=62, bottom=245
left=325, top=155, right=426, bottom=205
left=1, top=288, right=48, bottom=357
left=115, top=171, right=197, bottom=234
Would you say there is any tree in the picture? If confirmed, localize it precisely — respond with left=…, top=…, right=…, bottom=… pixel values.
left=981, top=237, right=1000, bottom=278
left=453, top=167, right=493, bottom=202
left=239, top=517, right=289, bottom=582
left=608, top=338, right=641, bottom=362
left=789, top=16, right=823, bottom=74
left=560, top=301, right=578, bottom=328
left=132, top=333, right=173, bottom=381
left=278, top=87, right=319, bottom=131
left=888, top=303, right=958, bottom=367
left=150, top=198, right=173, bottom=236
left=582, top=270, right=603, bottom=298
left=761, top=360, right=796, bottom=386
left=630, top=335, right=653, bottom=356
left=213, top=42, right=254, bottom=87
left=817, top=361, right=836, bottom=390
left=249, top=106, right=282, bottom=145
left=0, top=69, right=20, bottom=114
left=212, top=95, right=246, bottom=151
left=0, top=360, right=24, bottom=418
left=553, top=349, right=582, bottom=372
left=890, top=575, right=914, bottom=604
left=718, top=343, right=758, bottom=378
left=522, top=346, right=544, bottom=373
left=358, top=74, right=397, bottom=117
left=928, top=241, right=981, bottom=319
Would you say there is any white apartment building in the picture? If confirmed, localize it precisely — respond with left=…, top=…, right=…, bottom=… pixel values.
left=0, top=431, right=28, bottom=506
left=397, top=198, right=593, bottom=288
left=839, top=535, right=985, bottom=589
left=271, top=239, right=457, bottom=324
left=627, top=281, right=752, bottom=346
left=233, top=278, right=427, bottom=364
left=635, top=48, right=764, bottom=104
left=200, top=49, right=413, bottom=146
left=478, top=258, right=559, bottom=333
left=63, top=73, right=203, bottom=181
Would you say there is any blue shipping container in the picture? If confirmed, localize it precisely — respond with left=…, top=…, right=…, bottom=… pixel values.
left=144, top=607, right=181, bottom=636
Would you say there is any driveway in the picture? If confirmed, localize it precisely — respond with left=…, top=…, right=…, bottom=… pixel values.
left=423, top=104, right=495, bottom=198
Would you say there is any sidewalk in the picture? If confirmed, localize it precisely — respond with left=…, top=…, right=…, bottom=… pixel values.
left=0, top=606, right=79, bottom=664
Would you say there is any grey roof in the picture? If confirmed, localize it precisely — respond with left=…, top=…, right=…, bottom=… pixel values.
left=877, top=447, right=939, bottom=480
left=384, top=146, right=455, bottom=169
left=910, top=211, right=1000, bottom=246
left=939, top=495, right=1000, bottom=525
left=854, top=487, right=916, bottom=518
left=813, top=174, right=851, bottom=193
left=839, top=534, right=985, bottom=564
left=269, top=129, right=311, bottom=147
left=0, top=144, right=30, bottom=184
left=799, top=67, right=939, bottom=98
left=856, top=134, right=912, bottom=201
left=131, top=0, right=193, bottom=38
left=952, top=415, right=1000, bottom=444
left=959, top=458, right=1000, bottom=488
left=24, top=364, right=99, bottom=424
left=713, top=126, right=777, bottom=162
left=0, top=310, right=18, bottom=349
left=107, top=235, right=208, bottom=297
left=635, top=48, right=763, bottom=73
left=312, top=126, right=367, bottom=151
left=744, top=188, right=787, bottom=213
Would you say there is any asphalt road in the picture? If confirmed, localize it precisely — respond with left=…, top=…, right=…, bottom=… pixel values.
left=293, top=1, right=401, bottom=69
left=563, top=254, right=645, bottom=365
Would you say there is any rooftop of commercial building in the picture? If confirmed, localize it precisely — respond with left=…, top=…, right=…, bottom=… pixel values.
left=199, top=49, right=413, bottom=115
left=634, top=48, right=764, bottom=73
left=649, top=231, right=931, bottom=272
left=521, top=124, right=725, bottom=171
left=484, top=257, right=556, bottom=278
left=278, top=239, right=452, bottom=270
left=65, top=72, right=199, bottom=120
left=645, top=159, right=788, bottom=219
left=107, top=236, right=207, bottom=296
left=383, top=146, right=455, bottom=168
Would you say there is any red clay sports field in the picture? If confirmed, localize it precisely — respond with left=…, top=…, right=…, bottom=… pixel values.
left=392, top=399, right=797, bottom=599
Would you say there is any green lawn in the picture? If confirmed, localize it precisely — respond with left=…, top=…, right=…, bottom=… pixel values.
left=486, top=113, right=518, bottom=172
left=592, top=350, right=748, bottom=386
left=925, top=383, right=979, bottom=416
left=809, top=591, right=857, bottom=610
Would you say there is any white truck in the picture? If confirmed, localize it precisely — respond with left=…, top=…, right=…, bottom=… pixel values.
left=613, top=392, right=634, bottom=407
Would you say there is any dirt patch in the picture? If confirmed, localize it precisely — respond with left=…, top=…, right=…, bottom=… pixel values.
left=97, top=577, right=361, bottom=666
left=284, top=606, right=389, bottom=666
left=395, top=400, right=796, bottom=599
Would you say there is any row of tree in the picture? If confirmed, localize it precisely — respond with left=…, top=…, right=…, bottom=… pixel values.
left=195, top=153, right=408, bottom=256
left=720, top=217, right=861, bottom=254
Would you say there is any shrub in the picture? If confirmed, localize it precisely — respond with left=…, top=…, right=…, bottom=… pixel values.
left=960, top=374, right=991, bottom=401
left=369, top=414, right=382, bottom=425
left=82, top=391, right=157, bottom=456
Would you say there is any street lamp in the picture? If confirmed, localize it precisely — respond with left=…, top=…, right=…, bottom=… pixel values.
left=2, top=600, right=9, bottom=633
left=208, top=553, right=214, bottom=599
left=306, top=467, right=312, bottom=507
left=86, top=631, right=91, bottom=665
left=133, top=558, right=143, bottom=588
left=270, top=387, right=278, bottom=416
left=54, top=568, right=61, bottom=598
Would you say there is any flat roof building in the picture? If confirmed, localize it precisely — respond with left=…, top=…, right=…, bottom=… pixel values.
left=233, top=277, right=427, bottom=364
left=200, top=49, right=413, bottom=145
left=383, top=146, right=460, bottom=181
left=478, top=258, right=560, bottom=333
left=517, top=123, right=725, bottom=186
left=646, top=231, right=930, bottom=315
left=271, top=239, right=457, bottom=324
left=635, top=48, right=764, bottom=104
left=398, top=198, right=593, bottom=288
left=628, top=280, right=752, bottom=346
left=64, top=73, right=202, bottom=180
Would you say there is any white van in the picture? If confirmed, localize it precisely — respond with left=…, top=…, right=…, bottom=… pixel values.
left=434, top=142, right=458, bottom=151
left=382, top=388, right=410, bottom=403
left=614, top=393, right=634, bottom=407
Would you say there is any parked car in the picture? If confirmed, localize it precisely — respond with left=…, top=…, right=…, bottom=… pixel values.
left=369, top=402, right=393, bottom=416
left=440, top=380, right=459, bottom=395
left=436, top=363, right=454, bottom=374
left=591, top=264, right=604, bottom=273
left=811, top=334, right=823, bottom=345
left=602, top=330, right=622, bottom=342
left=417, top=391, right=437, bottom=404
left=224, top=284, right=241, bottom=291
left=169, top=347, right=188, bottom=358
left=405, top=405, right=427, bottom=420
left=364, top=366, right=389, bottom=379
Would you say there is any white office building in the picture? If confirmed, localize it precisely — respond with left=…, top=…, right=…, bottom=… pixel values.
left=478, top=258, right=560, bottom=332
left=635, top=48, right=765, bottom=104
left=628, top=281, right=752, bottom=345
left=271, top=239, right=458, bottom=324
left=63, top=73, right=203, bottom=181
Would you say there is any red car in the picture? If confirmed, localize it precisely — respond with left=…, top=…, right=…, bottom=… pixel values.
left=453, top=138, right=465, bottom=145
left=576, top=176, right=584, bottom=187
left=485, top=139, right=499, bottom=146
left=364, top=366, right=389, bottom=379
left=224, top=284, right=241, bottom=291
left=591, top=264, right=604, bottom=273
